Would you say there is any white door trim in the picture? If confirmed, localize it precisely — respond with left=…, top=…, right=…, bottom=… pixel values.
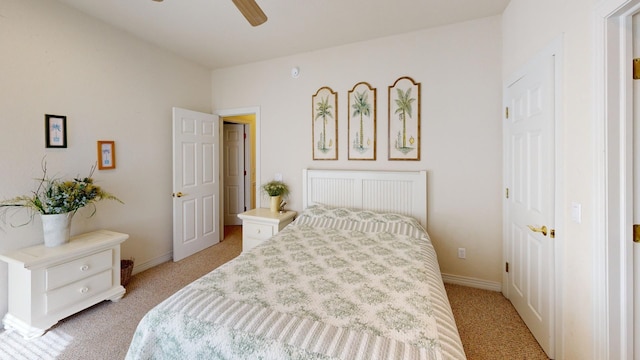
left=502, top=37, right=565, bottom=359
left=594, top=0, right=640, bottom=358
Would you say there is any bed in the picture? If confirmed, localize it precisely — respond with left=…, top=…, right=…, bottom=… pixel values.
left=126, top=169, right=466, bottom=360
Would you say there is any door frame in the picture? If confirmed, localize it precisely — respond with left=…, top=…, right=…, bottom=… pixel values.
left=594, top=0, right=640, bottom=358
left=216, top=106, right=261, bottom=234
left=502, top=37, right=565, bottom=359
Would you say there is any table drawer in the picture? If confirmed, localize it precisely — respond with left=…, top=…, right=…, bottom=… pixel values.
left=244, top=222, right=274, bottom=241
left=46, top=270, right=112, bottom=314
left=46, top=249, right=112, bottom=291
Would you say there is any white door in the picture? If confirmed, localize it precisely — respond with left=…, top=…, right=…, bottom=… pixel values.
left=223, top=123, right=245, bottom=225
left=172, top=107, right=220, bottom=261
left=504, top=51, right=555, bottom=357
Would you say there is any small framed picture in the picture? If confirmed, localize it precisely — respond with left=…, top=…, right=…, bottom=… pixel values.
left=45, top=114, right=67, bottom=148
left=97, top=141, right=116, bottom=170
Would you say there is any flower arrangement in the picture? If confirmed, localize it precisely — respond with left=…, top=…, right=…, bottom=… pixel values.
left=261, top=180, right=289, bottom=197
left=0, top=162, right=122, bottom=226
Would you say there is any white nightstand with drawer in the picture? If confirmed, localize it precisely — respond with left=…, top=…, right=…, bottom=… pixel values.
left=0, top=230, right=128, bottom=339
left=238, top=208, right=296, bottom=252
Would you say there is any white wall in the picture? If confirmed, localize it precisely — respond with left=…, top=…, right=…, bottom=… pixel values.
left=212, top=16, right=504, bottom=285
left=0, top=0, right=212, bottom=318
left=503, top=0, right=596, bottom=358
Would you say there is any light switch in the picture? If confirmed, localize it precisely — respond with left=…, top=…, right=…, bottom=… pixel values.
left=571, top=202, right=582, bottom=223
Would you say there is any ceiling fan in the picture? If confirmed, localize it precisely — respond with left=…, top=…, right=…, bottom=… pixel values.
left=231, top=0, right=267, bottom=26
left=152, top=0, right=267, bottom=27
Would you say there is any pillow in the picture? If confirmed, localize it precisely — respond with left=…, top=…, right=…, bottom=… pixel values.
left=300, top=203, right=422, bottom=227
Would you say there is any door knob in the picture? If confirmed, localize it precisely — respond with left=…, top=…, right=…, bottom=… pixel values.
left=172, top=192, right=186, bottom=198
left=527, top=225, right=548, bottom=236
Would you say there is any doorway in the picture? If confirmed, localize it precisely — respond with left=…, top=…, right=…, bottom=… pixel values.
left=223, top=122, right=247, bottom=225
left=217, top=107, right=260, bottom=231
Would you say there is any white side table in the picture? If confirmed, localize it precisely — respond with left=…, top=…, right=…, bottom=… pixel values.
left=0, top=230, right=128, bottom=339
left=237, top=208, right=296, bottom=252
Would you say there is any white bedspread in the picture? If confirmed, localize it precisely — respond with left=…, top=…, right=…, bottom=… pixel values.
left=126, top=205, right=465, bottom=359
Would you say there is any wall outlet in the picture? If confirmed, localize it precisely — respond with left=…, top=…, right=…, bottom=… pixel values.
left=274, top=173, right=283, bottom=181
left=457, top=248, right=466, bottom=259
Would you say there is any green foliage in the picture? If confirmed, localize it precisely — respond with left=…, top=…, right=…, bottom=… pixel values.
left=0, top=161, right=123, bottom=226
left=261, top=180, right=289, bottom=197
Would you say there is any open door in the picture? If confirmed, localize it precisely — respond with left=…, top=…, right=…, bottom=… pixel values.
left=172, top=107, right=220, bottom=261
left=504, top=46, right=557, bottom=358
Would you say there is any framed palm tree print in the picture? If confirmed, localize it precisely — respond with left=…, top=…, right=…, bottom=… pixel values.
left=45, top=114, right=67, bottom=148
left=312, top=86, right=338, bottom=160
left=348, top=82, right=376, bottom=160
left=388, top=76, right=420, bottom=160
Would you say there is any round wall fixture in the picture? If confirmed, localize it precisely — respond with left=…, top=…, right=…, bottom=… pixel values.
left=291, top=67, right=300, bottom=78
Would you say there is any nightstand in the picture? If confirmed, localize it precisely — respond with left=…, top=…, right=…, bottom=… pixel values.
left=0, top=230, right=128, bottom=339
left=237, top=208, right=296, bottom=252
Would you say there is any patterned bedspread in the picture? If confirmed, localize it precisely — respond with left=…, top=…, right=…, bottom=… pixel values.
left=126, top=205, right=466, bottom=360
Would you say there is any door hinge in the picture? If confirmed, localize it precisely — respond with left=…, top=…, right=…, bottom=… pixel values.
left=505, top=106, right=509, bottom=119
left=550, top=229, right=555, bottom=239
left=505, top=188, right=509, bottom=199
left=634, top=224, right=640, bottom=243
left=505, top=262, right=509, bottom=273
left=634, top=59, right=640, bottom=79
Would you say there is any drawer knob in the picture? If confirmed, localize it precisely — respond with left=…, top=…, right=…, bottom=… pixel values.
left=80, top=265, right=89, bottom=271
left=80, top=287, right=89, bottom=294
left=256, top=229, right=261, bottom=233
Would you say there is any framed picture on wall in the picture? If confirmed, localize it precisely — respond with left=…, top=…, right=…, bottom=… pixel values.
left=388, top=76, right=421, bottom=161
left=348, top=82, right=376, bottom=160
left=45, top=114, right=67, bottom=148
left=97, top=140, right=116, bottom=170
left=312, top=86, right=338, bottom=160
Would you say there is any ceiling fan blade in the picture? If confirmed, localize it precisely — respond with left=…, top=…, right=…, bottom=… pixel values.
left=232, top=0, right=267, bottom=27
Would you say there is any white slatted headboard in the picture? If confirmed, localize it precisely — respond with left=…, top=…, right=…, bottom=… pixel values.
left=302, top=169, right=427, bottom=228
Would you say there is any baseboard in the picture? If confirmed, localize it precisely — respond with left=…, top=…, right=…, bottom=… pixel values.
left=131, top=252, right=172, bottom=276
left=442, top=273, right=502, bottom=292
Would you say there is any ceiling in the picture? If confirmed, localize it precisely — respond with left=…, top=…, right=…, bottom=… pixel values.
left=56, top=0, right=510, bottom=70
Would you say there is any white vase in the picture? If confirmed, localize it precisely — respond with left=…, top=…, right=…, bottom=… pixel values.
left=270, top=196, right=281, bottom=212
left=41, top=212, right=74, bottom=247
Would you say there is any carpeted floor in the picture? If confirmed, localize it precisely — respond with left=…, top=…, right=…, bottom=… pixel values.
left=444, top=283, right=549, bottom=359
left=0, top=225, right=548, bottom=359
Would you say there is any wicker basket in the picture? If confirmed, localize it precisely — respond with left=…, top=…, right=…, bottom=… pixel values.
left=120, top=259, right=134, bottom=287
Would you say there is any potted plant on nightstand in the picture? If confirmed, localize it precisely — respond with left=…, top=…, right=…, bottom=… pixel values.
left=261, top=180, right=289, bottom=212
left=0, top=161, right=123, bottom=247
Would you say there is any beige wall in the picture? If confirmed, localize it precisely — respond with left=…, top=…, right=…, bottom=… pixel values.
left=1, top=1, right=601, bottom=355
left=0, top=0, right=212, bottom=317
left=503, top=0, right=597, bottom=358
left=212, top=16, right=504, bottom=286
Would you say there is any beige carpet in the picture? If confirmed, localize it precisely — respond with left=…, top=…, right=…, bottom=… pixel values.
left=0, top=226, right=244, bottom=360
left=0, top=226, right=548, bottom=360
left=445, top=283, right=549, bottom=359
